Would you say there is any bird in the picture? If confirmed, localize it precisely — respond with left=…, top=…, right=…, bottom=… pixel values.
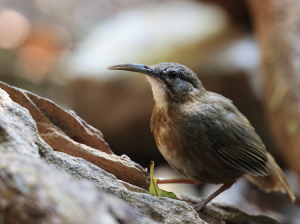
left=108, top=62, right=295, bottom=211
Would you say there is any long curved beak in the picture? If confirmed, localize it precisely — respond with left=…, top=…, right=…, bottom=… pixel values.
left=107, top=63, right=154, bottom=76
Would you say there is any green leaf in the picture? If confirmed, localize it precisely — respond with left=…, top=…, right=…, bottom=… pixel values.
left=149, top=161, right=177, bottom=199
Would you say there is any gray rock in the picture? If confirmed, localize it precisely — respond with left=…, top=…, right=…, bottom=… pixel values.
left=0, top=87, right=137, bottom=224
left=0, top=154, right=137, bottom=224
left=43, top=151, right=203, bottom=224
left=0, top=88, right=40, bottom=158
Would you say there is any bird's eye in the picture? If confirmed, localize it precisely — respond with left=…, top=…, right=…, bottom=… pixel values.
left=168, top=71, right=178, bottom=79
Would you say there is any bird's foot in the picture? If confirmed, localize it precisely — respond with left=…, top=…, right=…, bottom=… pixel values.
left=192, top=201, right=207, bottom=212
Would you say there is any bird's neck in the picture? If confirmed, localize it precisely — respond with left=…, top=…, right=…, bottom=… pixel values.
left=146, top=76, right=167, bottom=109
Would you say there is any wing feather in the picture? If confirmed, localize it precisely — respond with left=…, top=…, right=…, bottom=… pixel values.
left=200, top=95, right=268, bottom=176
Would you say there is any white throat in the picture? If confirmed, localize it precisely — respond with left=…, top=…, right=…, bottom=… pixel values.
left=146, top=76, right=166, bottom=109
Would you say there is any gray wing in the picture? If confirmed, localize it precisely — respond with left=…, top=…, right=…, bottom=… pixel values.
left=200, top=98, right=268, bottom=177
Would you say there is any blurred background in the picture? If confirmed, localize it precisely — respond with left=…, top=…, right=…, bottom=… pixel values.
left=0, top=0, right=299, bottom=223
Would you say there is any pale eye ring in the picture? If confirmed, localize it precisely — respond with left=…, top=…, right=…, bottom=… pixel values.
left=168, top=71, right=178, bottom=79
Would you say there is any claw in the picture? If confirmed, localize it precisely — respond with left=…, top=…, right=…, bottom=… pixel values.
left=192, top=201, right=206, bottom=212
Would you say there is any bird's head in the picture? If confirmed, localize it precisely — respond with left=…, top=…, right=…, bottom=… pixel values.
left=108, top=62, right=206, bottom=108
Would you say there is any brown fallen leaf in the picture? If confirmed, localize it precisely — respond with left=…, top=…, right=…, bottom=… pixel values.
left=0, top=82, right=111, bottom=154
left=0, top=81, right=150, bottom=190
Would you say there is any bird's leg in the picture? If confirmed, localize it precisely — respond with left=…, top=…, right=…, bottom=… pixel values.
left=192, top=182, right=234, bottom=211
left=157, top=178, right=201, bottom=185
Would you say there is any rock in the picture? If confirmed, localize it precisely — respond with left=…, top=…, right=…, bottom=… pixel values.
left=0, top=154, right=137, bottom=224
left=179, top=195, right=281, bottom=224
left=209, top=202, right=281, bottom=224
left=0, top=82, right=282, bottom=223
left=42, top=151, right=202, bottom=224
left=0, top=81, right=150, bottom=190
left=0, top=81, right=111, bottom=154
left=0, top=87, right=137, bottom=224
left=0, top=88, right=40, bottom=158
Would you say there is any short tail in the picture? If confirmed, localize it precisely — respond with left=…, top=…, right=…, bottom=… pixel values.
left=245, top=152, right=296, bottom=202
